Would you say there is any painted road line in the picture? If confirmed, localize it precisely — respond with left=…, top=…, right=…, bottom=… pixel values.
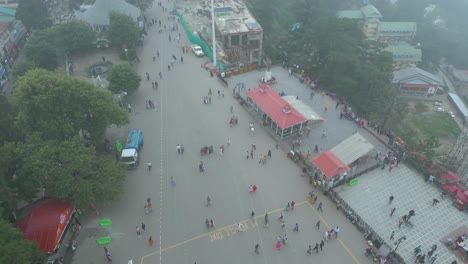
left=140, top=200, right=309, bottom=263
left=306, top=202, right=361, bottom=264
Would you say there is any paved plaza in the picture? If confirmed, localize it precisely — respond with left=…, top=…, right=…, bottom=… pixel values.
left=66, top=1, right=467, bottom=264
left=339, top=164, right=468, bottom=263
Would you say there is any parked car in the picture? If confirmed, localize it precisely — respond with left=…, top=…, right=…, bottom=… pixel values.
left=449, top=111, right=456, bottom=118
left=191, top=45, right=204, bottom=57
left=436, top=107, right=445, bottom=112
left=433, top=102, right=442, bottom=106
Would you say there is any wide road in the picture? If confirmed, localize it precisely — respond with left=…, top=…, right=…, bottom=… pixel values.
left=74, top=2, right=375, bottom=264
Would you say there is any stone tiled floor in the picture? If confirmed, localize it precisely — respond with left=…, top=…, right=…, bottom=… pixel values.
left=338, top=164, right=468, bottom=263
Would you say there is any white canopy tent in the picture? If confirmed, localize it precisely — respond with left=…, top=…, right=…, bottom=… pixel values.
left=330, top=132, right=374, bottom=165
left=282, top=96, right=323, bottom=122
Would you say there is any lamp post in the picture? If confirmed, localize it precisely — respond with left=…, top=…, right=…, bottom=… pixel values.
left=124, top=48, right=129, bottom=63
left=118, top=91, right=127, bottom=107
left=394, top=236, right=407, bottom=252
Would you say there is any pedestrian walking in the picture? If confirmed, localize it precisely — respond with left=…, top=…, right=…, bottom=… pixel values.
left=259, top=154, right=263, bottom=164
left=246, top=150, right=250, bottom=159
left=398, top=219, right=403, bottom=228
left=127, top=104, right=132, bottom=113
left=170, top=176, right=175, bottom=186
left=177, top=144, right=181, bottom=153
left=276, top=241, right=281, bottom=250
left=390, top=230, right=395, bottom=240
left=317, top=202, right=323, bottom=212
left=268, top=149, right=271, bottom=159
left=136, top=226, right=141, bottom=237
left=278, top=212, right=283, bottom=221
left=307, top=245, right=312, bottom=255
left=389, top=195, right=394, bottom=204
left=390, top=207, right=396, bottom=217
left=104, top=247, right=112, bottom=262
left=147, top=162, right=152, bottom=171
left=313, top=243, right=319, bottom=254
left=324, top=231, right=329, bottom=241
left=155, top=81, right=158, bottom=89
left=236, top=223, right=243, bottom=232
left=321, top=130, right=327, bottom=138
left=227, top=137, right=230, bottom=146
left=414, top=245, right=421, bottom=256
left=206, top=195, right=211, bottom=206
left=320, top=240, right=324, bottom=251
left=432, top=198, right=439, bottom=206
left=148, top=236, right=153, bottom=247
left=334, top=226, right=340, bottom=238
left=210, top=219, right=214, bottom=228
left=315, top=220, right=320, bottom=229
left=281, top=220, right=285, bottom=229
left=141, top=222, right=146, bottom=233
left=293, top=223, right=299, bottom=232
left=285, top=202, right=290, bottom=211
left=291, top=201, right=295, bottom=210
left=180, top=56, right=183, bottom=63
left=254, top=244, right=260, bottom=254
left=264, top=213, right=269, bottom=227
left=250, top=150, right=254, bottom=159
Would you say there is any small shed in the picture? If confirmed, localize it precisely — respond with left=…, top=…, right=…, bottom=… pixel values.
left=330, top=133, right=375, bottom=165
left=310, top=151, right=350, bottom=179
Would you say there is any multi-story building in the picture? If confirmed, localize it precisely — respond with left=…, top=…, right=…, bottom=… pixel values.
left=392, top=66, right=442, bottom=96
left=0, top=6, right=27, bottom=87
left=337, top=4, right=420, bottom=70
left=213, top=1, right=263, bottom=65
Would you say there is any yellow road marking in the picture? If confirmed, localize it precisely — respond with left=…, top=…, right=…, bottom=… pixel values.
left=140, top=199, right=360, bottom=264
left=306, top=202, right=361, bottom=264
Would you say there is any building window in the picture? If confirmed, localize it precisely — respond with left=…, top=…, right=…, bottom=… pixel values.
left=250, top=39, right=260, bottom=48
left=231, top=35, right=240, bottom=46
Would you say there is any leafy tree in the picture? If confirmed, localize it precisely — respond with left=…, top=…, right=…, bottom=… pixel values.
left=0, top=143, right=20, bottom=221
left=23, top=29, right=57, bottom=70
left=15, top=136, right=126, bottom=209
left=0, top=95, right=21, bottom=144
left=107, top=63, right=141, bottom=95
left=108, top=12, right=141, bottom=48
left=0, top=219, right=46, bottom=263
left=51, top=20, right=96, bottom=53
left=127, top=0, right=154, bottom=11
left=13, top=69, right=128, bottom=145
left=11, top=61, right=37, bottom=78
left=16, top=0, right=51, bottom=30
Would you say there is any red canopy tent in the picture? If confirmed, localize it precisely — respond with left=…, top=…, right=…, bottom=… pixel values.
left=246, top=83, right=306, bottom=138
left=17, top=199, right=75, bottom=254
left=310, top=151, right=350, bottom=179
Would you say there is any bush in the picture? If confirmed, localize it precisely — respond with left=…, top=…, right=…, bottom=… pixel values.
left=12, top=61, right=37, bottom=77
left=118, top=48, right=137, bottom=62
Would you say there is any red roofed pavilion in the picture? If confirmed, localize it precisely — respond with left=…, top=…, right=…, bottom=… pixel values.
left=310, top=151, right=350, bottom=179
left=246, top=83, right=306, bottom=138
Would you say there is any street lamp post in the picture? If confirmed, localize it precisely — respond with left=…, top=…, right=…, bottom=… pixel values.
left=124, top=49, right=130, bottom=63
left=394, top=236, right=407, bottom=252
left=118, top=91, right=127, bottom=107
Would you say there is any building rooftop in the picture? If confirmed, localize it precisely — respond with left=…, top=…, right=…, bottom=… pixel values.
left=384, top=43, right=422, bottom=62
left=392, top=67, right=442, bottom=86
left=361, top=4, right=382, bottom=19
left=212, top=1, right=262, bottom=35
left=378, top=22, right=417, bottom=36
left=336, top=10, right=363, bottom=19
left=0, top=6, right=15, bottom=17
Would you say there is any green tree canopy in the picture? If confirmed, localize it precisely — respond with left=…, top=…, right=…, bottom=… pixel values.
left=23, top=29, right=57, bottom=70
left=0, top=143, right=20, bottom=221
left=51, top=20, right=96, bottom=53
left=11, top=61, right=38, bottom=78
left=108, top=12, right=141, bottom=48
left=16, top=0, right=51, bottom=30
left=127, top=0, right=154, bottom=11
left=0, top=219, right=45, bottom=263
left=107, top=63, right=141, bottom=95
left=15, top=136, right=126, bottom=209
left=0, top=94, right=21, bottom=144
left=13, top=69, right=128, bottom=145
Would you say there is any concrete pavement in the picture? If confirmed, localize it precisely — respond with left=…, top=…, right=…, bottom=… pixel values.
left=71, top=2, right=389, bottom=264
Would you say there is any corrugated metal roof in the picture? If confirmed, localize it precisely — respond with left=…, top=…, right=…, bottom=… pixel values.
left=0, top=6, right=15, bottom=16
left=392, top=67, right=442, bottom=85
left=310, top=151, right=350, bottom=179
left=378, top=22, right=417, bottom=33
left=448, top=93, right=468, bottom=117
left=330, top=133, right=374, bottom=165
left=282, top=96, right=323, bottom=122
left=336, top=10, right=364, bottom=19
left=361, top=4, right=382, bottom=18
left=384, top=43, right=422, bottom=62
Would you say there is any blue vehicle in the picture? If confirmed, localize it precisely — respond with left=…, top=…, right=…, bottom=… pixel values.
left=121, top=130, right=143, bottom=167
